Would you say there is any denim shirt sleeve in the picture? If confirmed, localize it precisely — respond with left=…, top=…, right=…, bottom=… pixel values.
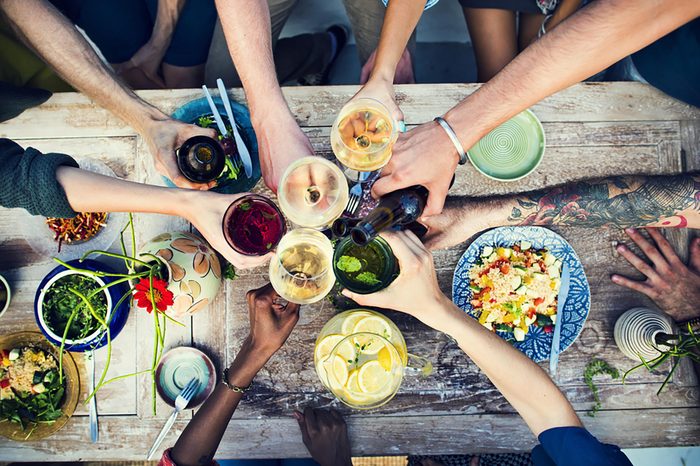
left=531, top=426, right=633, bottom=466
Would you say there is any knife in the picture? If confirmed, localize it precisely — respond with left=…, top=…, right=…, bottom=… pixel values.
left=216, top=78, right=253, bottom=178
left=85, top=351, right=99, bottom=443
left=549, top=262, right=571, bottom=378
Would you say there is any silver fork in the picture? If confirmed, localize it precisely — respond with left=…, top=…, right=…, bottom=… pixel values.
left=344, top=172, right=370, bottom=216
left=146, top=378, right=200, bottom=460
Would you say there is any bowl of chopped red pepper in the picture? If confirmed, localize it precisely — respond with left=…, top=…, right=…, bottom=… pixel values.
left=19, top=158, right=128, bottom=261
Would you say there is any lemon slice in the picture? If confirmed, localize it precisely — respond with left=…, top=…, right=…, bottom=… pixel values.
left=340, top=311, right=374, bottom=335
left=353, top=315, right=393, bottom=339
left=324, top=355, right=349, bottom=391
left=314, top=334, right=344, bottom=363
left=377, top=345, right=395, bottom=371
left=352, top=316, right=393, bottom=354
left=343, top=370, right=371, bottom=403
left=335, top=339, right=357, bottom=363
left=358, top=360, right=393, bottom=396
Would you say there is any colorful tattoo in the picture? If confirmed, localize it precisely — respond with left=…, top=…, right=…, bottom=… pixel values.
left=508, top=174, right=700, bottom=228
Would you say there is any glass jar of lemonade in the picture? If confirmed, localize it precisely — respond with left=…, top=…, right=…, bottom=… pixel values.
left=314, top=309, right=431, bottom=409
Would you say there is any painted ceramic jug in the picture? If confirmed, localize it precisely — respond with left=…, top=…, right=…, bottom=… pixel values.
left=613, top=307, right=675, bottom=361
left=139, top=232, right=222, bottom=318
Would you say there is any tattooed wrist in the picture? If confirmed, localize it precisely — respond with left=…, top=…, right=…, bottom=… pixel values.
left=506, top=173, right=700, bottom=229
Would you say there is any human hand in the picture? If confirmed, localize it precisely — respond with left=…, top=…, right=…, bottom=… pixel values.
left=360, top=48, right=415, bottom=84
left=293, top=408, right=352, bottom=466
left=350, top=77, right=403, bottom=123
left=113, top=41, right=166, bottom=88
left=612, top=228, right=700, bottom=322
left=420, top=197, right=494, bottom=250
left=372, top=121, right=459, bottom=216
left=181, top=190, right=274, bottom=269
left=142, top=117, right=218, bottom=190
left=245, top=283, right=300, bottom=357
left=341, top=230, right=454, bottom=332
left=253, top=111, right=314, bottom=193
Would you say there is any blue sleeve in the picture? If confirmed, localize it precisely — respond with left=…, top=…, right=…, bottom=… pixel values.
left=531, top=426, right=633, bottom=466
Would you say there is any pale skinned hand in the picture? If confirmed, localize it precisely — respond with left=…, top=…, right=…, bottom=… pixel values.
left=113, top=41, right=166, bottom=88
left=143, top=117, right=218, bottom=190
left=292, top=408, right=352, bottom=466
left=350, top=77, right=404, bottom=123
left=253, top=111, right=313, bottom=193
left=360, top=48, right=415, bottom=84
left=181, top=190, right=274, bottom=269
left=420, top=197, right=492, bottom=250
left=372, top=121, right=459, bottom=216
left=245, top=283, right=300, bottom=357
left=342, top=230, right=452, bottom=332
left=612, top=228, right=700, bottom=322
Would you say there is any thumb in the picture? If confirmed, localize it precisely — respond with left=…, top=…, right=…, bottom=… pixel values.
left=689, top=237, right=700, bottom=273
left=423, top=188, right=448, bottom=217
left=371, top=171, right=406, bottom=199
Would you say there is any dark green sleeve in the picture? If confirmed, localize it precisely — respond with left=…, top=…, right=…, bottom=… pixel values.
left=0, top=138, right=79, bottom=218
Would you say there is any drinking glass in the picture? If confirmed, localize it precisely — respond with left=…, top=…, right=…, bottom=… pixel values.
left=269, top=228, right=335, bottom=304
left=277, top=156, right=349, bottom=229
left=333, top=236, right=398, bottom=294
left=222, top=194, right=286, bottom=256
left=330, top=98, right=399, bottom=183
left=314, top=309, right=432, bottom=410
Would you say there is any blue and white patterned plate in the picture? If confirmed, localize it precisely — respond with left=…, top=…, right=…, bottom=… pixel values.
left=452, top=226, right=590, bottom=362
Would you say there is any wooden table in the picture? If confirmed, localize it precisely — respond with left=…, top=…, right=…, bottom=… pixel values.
left=0, top=83, right=699, bottom=461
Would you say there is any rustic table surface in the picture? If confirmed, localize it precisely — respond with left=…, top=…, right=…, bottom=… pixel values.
left=0, top=83, right=699, bottom=461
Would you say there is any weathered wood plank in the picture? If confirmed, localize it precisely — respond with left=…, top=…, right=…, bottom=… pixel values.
left=1, top=84, right=698, bottom=141
left=0, top=408, right=698, bottom=461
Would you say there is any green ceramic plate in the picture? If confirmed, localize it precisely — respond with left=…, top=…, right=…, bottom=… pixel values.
left=155, top=347, right=216, bottom=409
left=467, top=109, right=545, bottom=181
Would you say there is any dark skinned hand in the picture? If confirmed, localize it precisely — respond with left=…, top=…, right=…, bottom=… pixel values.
left=612, top=228, right=700, bottom=322
left=293, top=408, right=352, bottom=466
left=245, top=283, right=300, bottom=359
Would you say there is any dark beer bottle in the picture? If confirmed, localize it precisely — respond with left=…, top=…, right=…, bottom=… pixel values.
left=177, top=135, right=226, bottom=183
left=351, top=185, right=428, bottom=246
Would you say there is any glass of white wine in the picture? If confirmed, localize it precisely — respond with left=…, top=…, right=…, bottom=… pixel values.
left=277, top=156, right=349, bottom=230
left=269, top=228, right=336, bottom=305
left=330, top=98, right=399, bottom=183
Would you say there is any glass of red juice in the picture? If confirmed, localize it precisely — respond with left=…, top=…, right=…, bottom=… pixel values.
left=223, top=194, right=287, bottom=256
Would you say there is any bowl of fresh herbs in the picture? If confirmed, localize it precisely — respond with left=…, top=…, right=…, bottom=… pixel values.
left=34, top=259, right=131, bottom=352
left=0, top=331, right=79, bottom=441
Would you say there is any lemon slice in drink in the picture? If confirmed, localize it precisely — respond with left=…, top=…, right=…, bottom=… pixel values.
left=344, top=370, right=372, bottom=405
left=341, top=311, right=373, bottom=335
left=358, top=360, right=393, bottom=396
left=377, top=345, right=395, bottom=371
left=352, top=316, right=393, bottom=354
left=315, top=334, right=344, bottom=363
left=324, top=355, right=349, bottom=391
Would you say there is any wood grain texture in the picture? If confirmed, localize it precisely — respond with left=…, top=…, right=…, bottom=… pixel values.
left=0, top=83, right=699, bottom=460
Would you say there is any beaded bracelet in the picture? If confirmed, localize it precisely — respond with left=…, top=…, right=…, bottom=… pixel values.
left=222, top=367, right=251, bottom=393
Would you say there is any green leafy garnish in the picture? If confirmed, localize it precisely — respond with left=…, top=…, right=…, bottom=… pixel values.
left=239, top=202, right=251, bottom=211
left=42, top=275, right=107, bottom=340
left=197, top=116, right=215, bottom=128
left=336, top=256, right=362, bottom=273
left=584, top=359, right=619, bottom=417
left=223, top=262, right=237, bottom=281
left=355, top=272, right=381, bottom=285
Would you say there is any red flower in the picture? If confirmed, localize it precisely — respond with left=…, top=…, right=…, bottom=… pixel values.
left=134, top=277, right=174, bottom=313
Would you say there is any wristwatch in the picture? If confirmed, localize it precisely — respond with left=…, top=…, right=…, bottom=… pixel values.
left=222, top=367, right=251, bottom=393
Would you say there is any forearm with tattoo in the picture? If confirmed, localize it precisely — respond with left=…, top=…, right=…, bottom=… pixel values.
left=506, top=174, right=700, bottom=229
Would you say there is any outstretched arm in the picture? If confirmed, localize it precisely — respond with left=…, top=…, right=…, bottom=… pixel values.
left=215, top=0, right=313, bottom=192
left=375, top=0, right=700, bottom=216
left=0, top=0, right=216, bottom=189
left=423, top=172, right=700, bottom=250
left=344, top=231, right=581, bottom=436
left=351, top=0, right=426, bottom=120
left=169, top=284, right=299, bottom=466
